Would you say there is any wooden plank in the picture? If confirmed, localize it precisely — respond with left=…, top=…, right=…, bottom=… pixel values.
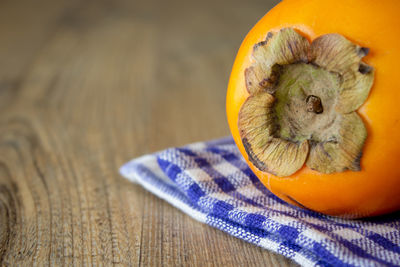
left=0, top=0, right=299, bottom=265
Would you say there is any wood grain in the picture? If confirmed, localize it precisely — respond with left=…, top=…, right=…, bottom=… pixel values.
left=0, top=0, right=299, bottom=265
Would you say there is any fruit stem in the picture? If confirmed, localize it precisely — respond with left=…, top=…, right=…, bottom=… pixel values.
left=306, top=95, right=323, bottom=114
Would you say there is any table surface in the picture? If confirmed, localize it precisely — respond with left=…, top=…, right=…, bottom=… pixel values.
left=0, top=0, right=298, bottom=265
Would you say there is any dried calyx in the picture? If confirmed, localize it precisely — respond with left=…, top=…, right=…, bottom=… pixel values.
left=239, top=28, right=374, bottom=177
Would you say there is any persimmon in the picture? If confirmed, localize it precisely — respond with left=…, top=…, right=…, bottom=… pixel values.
left=226, top=0, right=400, bottom=218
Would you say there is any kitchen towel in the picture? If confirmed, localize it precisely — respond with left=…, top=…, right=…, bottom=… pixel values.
left=120, top=137, right=400, bottom=267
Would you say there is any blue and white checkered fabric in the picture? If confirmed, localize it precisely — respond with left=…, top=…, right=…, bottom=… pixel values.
left=120, top=137, right=400, bottom=267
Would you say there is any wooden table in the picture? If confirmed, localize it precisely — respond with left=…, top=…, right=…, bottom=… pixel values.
left=0, top=0, right=298, bottom=265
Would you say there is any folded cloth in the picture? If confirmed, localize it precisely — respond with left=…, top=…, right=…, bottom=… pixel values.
left=120, top=137, right=400, bottom=267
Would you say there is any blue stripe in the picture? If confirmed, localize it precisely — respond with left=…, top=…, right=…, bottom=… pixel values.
left=206, top=147, right=273, bottom=194
left=367, top=233, right=400, bottom=253
left=211, top=201, right=234, bottom=217
left=157, top=158, right=182, bottom=181
left=187, top=183, right=205, bottom=203
left=245, top=213, right=267, bottom=228
left=313, top=243, right=352, bottom=267
left=179, top=147, right=266, bottom=207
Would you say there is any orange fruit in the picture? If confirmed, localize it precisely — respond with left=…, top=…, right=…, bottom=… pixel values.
left=226, top=0, right=400, bottom=218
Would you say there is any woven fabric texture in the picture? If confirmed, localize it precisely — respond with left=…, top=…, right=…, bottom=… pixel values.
left=120, top=137, right=400, bottom=267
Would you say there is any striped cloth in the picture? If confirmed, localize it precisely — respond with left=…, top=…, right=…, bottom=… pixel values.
left=119, top=137, right=400, bottom=267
